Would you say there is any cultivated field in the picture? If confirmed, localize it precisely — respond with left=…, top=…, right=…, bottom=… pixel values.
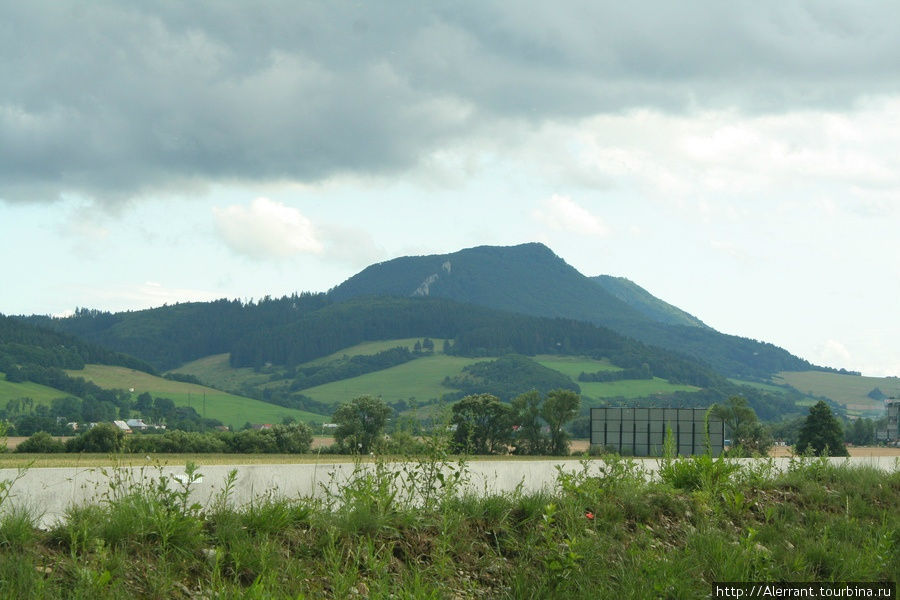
left=298, top=354, right=481, bottom=406
left=64, top=365, right=323, bottom=427
left=775, top=370, right=900, bottom=416
left=0, top=375, right=72, bottom=405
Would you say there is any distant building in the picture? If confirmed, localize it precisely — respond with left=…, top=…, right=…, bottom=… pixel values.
left=878, top=399, right=899, bottom=443
left=112, top=420, right=132, bottom=434
left=250, top=424, right=273, bottom=431
left=126, top=419, right=149, bottom=431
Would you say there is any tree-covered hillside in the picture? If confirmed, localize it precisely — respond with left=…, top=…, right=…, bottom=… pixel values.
left=590, top=275, right=708, bottom=328
left=327, top=242, right=818, bottom=379
left=24, top=294, right=329, bottom=371
left=0, top=314, right=153, bottom=374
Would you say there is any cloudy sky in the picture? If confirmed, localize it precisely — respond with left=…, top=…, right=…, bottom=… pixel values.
left=2, top=1, right=900, bottom=376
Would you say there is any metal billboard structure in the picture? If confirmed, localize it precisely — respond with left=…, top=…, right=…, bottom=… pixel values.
left=590, top=407, right=724, bottom=456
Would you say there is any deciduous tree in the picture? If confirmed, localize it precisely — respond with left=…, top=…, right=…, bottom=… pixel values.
left=451, top=393, right=513, bottom=454
left=541, top=389, right=580, bottom=456
left=796, top=401, right=848, bottom=456
left=333, top=395, right=392, bottom=454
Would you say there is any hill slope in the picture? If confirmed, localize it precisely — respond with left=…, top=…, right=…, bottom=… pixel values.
left=328, top=243, right=816, bottom=379
left=590, top=275, right=708, bottom=328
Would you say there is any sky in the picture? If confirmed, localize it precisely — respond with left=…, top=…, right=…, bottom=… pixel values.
left=2, top=1, right=900, bottom=377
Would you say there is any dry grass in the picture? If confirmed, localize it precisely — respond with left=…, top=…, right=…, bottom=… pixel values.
left=768, top=444, right=900, bottom=457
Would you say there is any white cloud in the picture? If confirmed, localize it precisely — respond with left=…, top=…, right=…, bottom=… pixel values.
left=213, top=197, right=323, bottom=260
left=528, top=97, right=900, bottom=212
left=815, top=339, right=853, bottom=368
left=533, top=194, right=609, bottom=236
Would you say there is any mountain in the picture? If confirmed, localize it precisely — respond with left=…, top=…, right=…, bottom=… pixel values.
left=590, top=275, right=708, bottom=329
left=21, top=242, right=820, bottom=381
left=328, top=243, right=817, bottom=379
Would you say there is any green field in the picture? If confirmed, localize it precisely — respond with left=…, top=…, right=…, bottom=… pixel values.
left=728, top=378, right=790, bottom=394
left=171, top=353, right=270, bottom=391
left=775, top=370, right=900, bottom=416
left=303, top=338, right=449, bottom=366
left=66, top=365, right=325, bottom=427
left=0, top=373, right=70, bottom=405
left=300, top=354, right=480, bottom=406
left=175, top=345, right=704, bottom=413
left=578, top=377, right=700, bottom=399
left=533, top=355, right=619, bottom=379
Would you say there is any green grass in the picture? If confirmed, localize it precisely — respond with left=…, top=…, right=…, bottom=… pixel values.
left=169, top=353, right=270, bottom=392
left=579, top=377, right=700, bottom=399
left=535, top=355, right=701, bottom=398
left=302, top=338, right=450, bottom=366
left=300, top=354, right=480, bottom=406
left=65, top=365, right=325, bottom=428
left=775, top=370, right=900, bottom=416
left=0, top=454, right=896, bottom=598
left=174, top=346, right=703, bottom=412
left=533, top=354, right=620, bottom=378
left=0, top=374, right=70, bottom=405
left=728, top=378, right=790, bottom=394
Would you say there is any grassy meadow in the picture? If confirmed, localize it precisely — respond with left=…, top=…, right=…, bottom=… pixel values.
left=174, top=344, right=706, bottom=416
left=0, top=453, right=896, bottom=598
left=298, top=354, right=481, bottom=406
left=775, top=371, right=900, bottom=416
left=168, top=354, right=271, bottom=393
left=64, top=365, right=323, bottom=428
left=0, top=375, right=70, bottom=405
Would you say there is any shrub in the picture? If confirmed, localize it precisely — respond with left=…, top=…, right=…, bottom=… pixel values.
left=65, top=423, right=125, bottom=453
left=15, top=431, right=65, bottom=453
left=270, top=422, right=313, bottom=453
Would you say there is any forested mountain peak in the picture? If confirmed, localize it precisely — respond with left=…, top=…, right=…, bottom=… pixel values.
left=328, top=242, right=817, bottom=379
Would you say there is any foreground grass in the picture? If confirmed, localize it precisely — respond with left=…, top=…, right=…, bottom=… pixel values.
left=0, top=455, right=897, bottom=598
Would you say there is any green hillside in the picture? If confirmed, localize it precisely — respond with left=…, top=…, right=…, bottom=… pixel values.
left=66, top=365, right=324, bottom=427
left=327, top=243, right=818, bottom=379
left=303, top=338, right=449, bottom=366
left=590, top=275, right=708, bottom=328
left=298, top=354, right=481, bottom=407
left=171, top=354, right=270, bottom=392
left=0, top=373, right=71, bottom=405
left=775, top=371, right=900, bottom=417
left=174, top=345, right=705, bottom=416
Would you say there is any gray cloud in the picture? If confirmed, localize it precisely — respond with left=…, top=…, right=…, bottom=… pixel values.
left=3, top=1, right=900, bottom=204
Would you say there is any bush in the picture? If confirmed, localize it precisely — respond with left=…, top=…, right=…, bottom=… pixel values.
left=65, top=423, right=125, bottom=453
left=270, top=422, right=313, bottom=453
left=126, top=430, right=229, bottom=453
left=15, top=431, right=65, bottom=453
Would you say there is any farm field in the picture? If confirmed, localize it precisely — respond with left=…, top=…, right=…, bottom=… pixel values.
left=176, top=345, right=700, bottom=410
left=578, top=377, right=700, bottom=399
left=300, top=353, right=481, bottom=406
left=0, top=374, right=70, bottom=405
left=775, top=370, right=900, bottom=416
left=65, top=365, right=324, bottom=428
left=535, top=355, right=701, bottom=398
left=533, top=354, right=620, bottom=378
left=170, top=353, right=270, bottom=392
left=302, top=338, right=450, bottom=366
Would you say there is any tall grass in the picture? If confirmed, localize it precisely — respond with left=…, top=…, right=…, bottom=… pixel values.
left=0, top=450, right=897, bottom=598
